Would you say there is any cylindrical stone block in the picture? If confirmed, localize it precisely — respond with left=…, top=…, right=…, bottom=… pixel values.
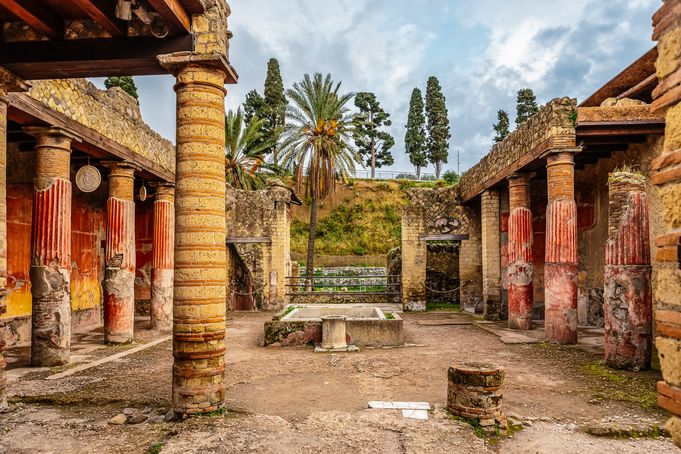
left=448, top=362, right=506, bottom=431
left=604, top=173, right=652, bottom=371
left=507, top=174, right=534, bottom=330
left=103, top=163, right=136, bottom=344
left=25, top=127, right=73, bottom=366
left=150, top=183, right=175, bottom=331
left=321, top=315, right=348, bottom=349
left=172, top=64, right=228, bottom=416
left=545, top=151, right=578, bottom=344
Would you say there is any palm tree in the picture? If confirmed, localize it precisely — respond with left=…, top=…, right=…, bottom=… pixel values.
left=225, top=109, right=278, bottom=190
left=280, top=73, right=358, bottom=284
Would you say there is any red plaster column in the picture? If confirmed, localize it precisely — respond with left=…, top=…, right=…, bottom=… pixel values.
left=507, top=173, right=534, bottom=330
left=544, top=149, right=579, bottom=344
left=150, top=183, right=174, bottom=331
left=103, top=162, right=137, bottom=344
left=604, top=172, right=652, bottom=370
left=25, top=127, right=76, bottom=366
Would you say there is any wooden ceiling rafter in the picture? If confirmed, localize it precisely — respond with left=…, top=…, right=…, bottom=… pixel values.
left=2, top=0, right=63, bottom=39
left=147, top=0, right=191, bottom=33
left=72, top=0, right=127, bottom=37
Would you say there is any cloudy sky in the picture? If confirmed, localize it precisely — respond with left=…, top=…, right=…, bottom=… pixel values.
left=94, top=0, right=658, bottom=175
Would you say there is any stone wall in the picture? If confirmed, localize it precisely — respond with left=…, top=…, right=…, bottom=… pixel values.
left=650, top=1, right=681, bottom=446
left=459, top=98, right=577, bottom=202
left=401, top=186, right=469, bottom=310
left=26, top=79, right=174, bottom=176
left=225, top=185, right=293, bottom=311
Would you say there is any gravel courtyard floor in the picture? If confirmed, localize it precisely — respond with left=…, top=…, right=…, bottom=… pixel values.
left=0, top=311, right=676, bottom=453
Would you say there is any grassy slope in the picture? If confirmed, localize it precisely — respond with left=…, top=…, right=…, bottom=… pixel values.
left=290, top=179, right=437, bottom=256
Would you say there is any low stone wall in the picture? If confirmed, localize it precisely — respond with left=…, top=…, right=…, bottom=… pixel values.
left=459, top=97, right=577, bottom=202
left=287, top=293, right=400, bottom=305
left=264, top=318, right=403, bottom=347
left=26, top=79, right=175, bottom=176
left=291, top=254, right=386, bottom=267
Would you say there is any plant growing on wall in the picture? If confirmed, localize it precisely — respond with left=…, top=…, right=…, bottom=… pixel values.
left=352, top=92, right=395, bottom=179
left=515, top=88, right=539, bottom=125
left=224, top=109, right=277, bottom=190
left=425, top=76, right=451, bottom=180
left=280, top=73, right=358, bottom=285
left=104, top=76, right=138, bottom=100
left=493, top=109, right=510, bottom=143
left=405, top=88, right=428, bottom=180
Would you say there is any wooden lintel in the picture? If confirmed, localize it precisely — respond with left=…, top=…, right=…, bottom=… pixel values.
left=0, top=35, right=193, bottom=79
left=73, top=0, right=127, bottom=37
left=3, top=0, right=63, bottom=39
left=419, top=234, right=469, bottom=241
left=226, top=237, right=272, bottom=244
left=8, top=93, right=174, bottom=183
left=616, top=73, right=657, bottom=100
left=148, top=0, right=192, bottom=33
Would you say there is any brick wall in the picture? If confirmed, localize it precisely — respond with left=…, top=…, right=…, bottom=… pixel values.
left=481, top=189, right=501, bottom=320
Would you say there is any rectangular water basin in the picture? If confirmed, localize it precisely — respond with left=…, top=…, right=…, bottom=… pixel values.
left=264, top=305, right=403, bottom=347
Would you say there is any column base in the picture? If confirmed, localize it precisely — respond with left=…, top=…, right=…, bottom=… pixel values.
left=545, top=263, right=578, bottom=344
left=104, top=268, right=135, bottom=344
left=508, top=283, right=533, bottom=330
left=150, top=268, right=173, bottom=331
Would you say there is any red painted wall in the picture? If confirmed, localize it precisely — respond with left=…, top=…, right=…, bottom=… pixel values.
left=135, top=200, right=154, bottom=304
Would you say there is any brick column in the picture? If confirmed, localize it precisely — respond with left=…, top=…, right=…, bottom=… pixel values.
left=544, top=149, right=579, bottom=344
left=401, top=210, right=426, bottom=311
left=24, top=127, right=76, bottom=367
left=269, top=189, right=291, bottom=310
left=150, top=183, right=175, bottom=331
left=103, top=162, right=137, bottom=344
left=604, top=172, right=652, bottom=370
left=650, top=2, right=681, bottom=446
left=0, top=68, right=27, bottom=409
left=171, top=64, right=228, bottom=415
left=507, top=173, right=534, bottom=330
left=481, top=189, right=501, bottom=320
left=460, top=204, right=482, bottom=313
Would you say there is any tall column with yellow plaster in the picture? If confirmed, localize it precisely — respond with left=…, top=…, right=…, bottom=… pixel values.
left=544, top=149, right=579, bottom=344
left=172, top=64, right=228, bottom=415
left=103, top=162, right=137, bottom=344
left=150, top=183, right=175, bottom=331
left=25, top=127, right=76, bottom=367
left=0, top=68, right=27, bottom=409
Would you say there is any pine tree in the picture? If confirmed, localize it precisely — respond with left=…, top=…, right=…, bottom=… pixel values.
left=493, top=110, right=510, bottom=143
left=405, top=88, right=428, bottom=180
left=515, top=88, right=539, bottom=125
left=104, top=76, right=138, bottom=100
left=352, top=92, right=394, bottom=178
left=243, top=89, right=266, bottom=123
left=263, top=58, right=288, bottom=165
left=425, top=76, right=451, bottom=179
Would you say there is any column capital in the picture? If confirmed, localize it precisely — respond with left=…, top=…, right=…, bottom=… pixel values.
left=101, top=161, right=140, bottom=174
left=157, top=52, right=237, bottom=85
left=543, top=147, right=582, bottom=162
left=23, top=126, right=81, bottom=145
left=153, top=182, right=175, bottom=201
left=507, top=172, right=535, bottom=185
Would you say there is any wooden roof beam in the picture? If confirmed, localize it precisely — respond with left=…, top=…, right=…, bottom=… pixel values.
left=72, top=0, right=127, bottom=37
left=3, top=0, right=62, bottom=40
left=148, top=0, right=191, bottom=33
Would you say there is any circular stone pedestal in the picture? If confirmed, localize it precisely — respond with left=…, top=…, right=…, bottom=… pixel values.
left=447, top=362, right=506, bottom=434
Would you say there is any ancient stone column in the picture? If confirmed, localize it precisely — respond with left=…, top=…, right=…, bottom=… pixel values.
left=171, top=64, right=228, bottom=415
left=481, top=189, right=501, bottom=320
left=321, top=315, right=348, bottom=349
left=460, top=205, right=482, bottom=314
left=544, top=149, right=579, bottom=344
left=24, top=127, right=76, bottom=367
left=604, top=172, right=652, bottom=370
left=448, top=362, right=507, bottom=434
left=507, top=174, right=534, bottom=330
left=103, top=162, right=137, bottom=344
left=150, top=183, right=175, bottom=331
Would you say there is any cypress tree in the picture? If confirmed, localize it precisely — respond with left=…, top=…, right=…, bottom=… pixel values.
left=263, top=58, right=288, bottom=165
left=405, top=88, right=428, bottom=180
left=104, top=76, right=138, bottom=100
left=515, top=88, right=539, bottom=125
left=425, top=76, right=451, bottom=180
left=493, top=109, right=510, bottom=143
left=352, top=92, right=394, bottom=179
